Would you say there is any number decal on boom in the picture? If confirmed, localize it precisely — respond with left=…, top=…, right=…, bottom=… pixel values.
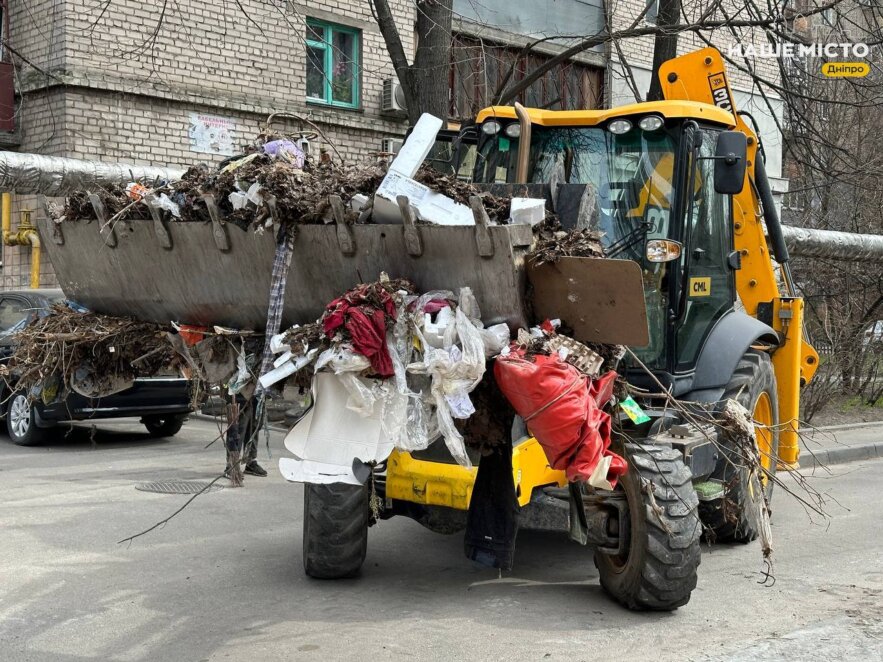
left=708, top=72, right=733, bottom=111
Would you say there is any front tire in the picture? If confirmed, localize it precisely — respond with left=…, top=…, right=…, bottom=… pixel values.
left=302, top=483, right=369, bottom=579
left=595, top=443, right=701, bottom=611
left=706, top=350, right=779, bottom=543
left=142, top=414, right=188, bottom=437
left=6, top=391, right=50, bottom=446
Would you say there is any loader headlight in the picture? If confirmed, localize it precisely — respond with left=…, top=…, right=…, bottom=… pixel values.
left=481, top=120, right=502, bottom=135
left=639, top=115, right=665, bottom=132
left=646, top=239, right=683, bottom=263
left=504, top=123, right=522, bottom=138
left=607, top=118, right=633, bottom=135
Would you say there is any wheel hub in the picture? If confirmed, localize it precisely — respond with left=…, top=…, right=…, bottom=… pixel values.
left=10, top=395, right=31, bottom=438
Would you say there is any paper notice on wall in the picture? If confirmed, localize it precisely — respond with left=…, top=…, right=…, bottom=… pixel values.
left=188, top=113, right=236, bottom=156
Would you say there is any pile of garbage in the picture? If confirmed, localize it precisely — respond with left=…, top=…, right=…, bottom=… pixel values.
left=55, top=114, right=520, bottom=232
left=4, top=305, right=183, bottom=400
left=1, top=305, right=268, bottom=408
left=263, top=273, right=626, bottom=489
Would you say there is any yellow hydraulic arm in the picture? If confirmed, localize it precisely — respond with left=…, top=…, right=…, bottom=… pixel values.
left=659, top=47, right=819, bottom=467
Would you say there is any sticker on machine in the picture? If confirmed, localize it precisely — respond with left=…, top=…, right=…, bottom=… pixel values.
left=707, top=72, right=733, bottom=111
left=689, top=277, right=712, bottom=297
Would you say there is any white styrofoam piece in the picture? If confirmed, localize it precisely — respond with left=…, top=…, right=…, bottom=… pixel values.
left=280, top=372, right=394, bottom=485
left=270, top=331, right=291, bottom=354
left=423, top=305, right=454, bottom=348
left=509, top=197, right=546, bottom=226
left=349, top=193, right=369, bottom=214
left=273, top=350, right=293, bottom=368
left=278, top=457, right=361, bottom=486
left=373, top=170, right=474, bottom=226
left=388, top=113, right=443, bottom=177
left=414, top=190, right=475, bottom=226
left=258, top=349, right=316, bottom=389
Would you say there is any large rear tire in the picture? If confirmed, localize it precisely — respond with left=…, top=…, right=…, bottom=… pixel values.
left=302, top=483, right=369, bottom=579
left=706, top=349, right=779, bottom=543
left=595, top=443, right=701, bottom=611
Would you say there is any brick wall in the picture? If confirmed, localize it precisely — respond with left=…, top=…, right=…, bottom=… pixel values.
left=5, top=0, right=418, bottom=291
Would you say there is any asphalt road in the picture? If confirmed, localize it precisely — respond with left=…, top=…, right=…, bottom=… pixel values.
left=1, top=417, right=881, bottom=662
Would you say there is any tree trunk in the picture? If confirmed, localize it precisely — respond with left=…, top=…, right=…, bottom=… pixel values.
left=408, top=0, right=453, bottom=124
left=646, top=0, right=681, bottom=101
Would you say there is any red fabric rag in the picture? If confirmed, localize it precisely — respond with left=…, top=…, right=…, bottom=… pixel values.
left=322, top=284, right=397, bottom=377
left=494, top=347, right=627, bottom=486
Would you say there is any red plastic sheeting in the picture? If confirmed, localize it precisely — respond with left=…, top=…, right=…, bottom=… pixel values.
left=494, top=348, right=627, bottom=485
left=322, top=284, right=397, bottom=377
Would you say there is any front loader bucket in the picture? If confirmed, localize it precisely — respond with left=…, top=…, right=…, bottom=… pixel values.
left=37, top=215, right=535, bottom=331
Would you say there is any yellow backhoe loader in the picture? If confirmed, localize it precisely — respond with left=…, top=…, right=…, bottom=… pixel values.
left=300, top=47, right=818, bottom=611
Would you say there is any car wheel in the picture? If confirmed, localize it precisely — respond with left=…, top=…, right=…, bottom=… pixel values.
left=142, top=414, right=188, bottom=437
left=6, top=391, right=49, bottom=446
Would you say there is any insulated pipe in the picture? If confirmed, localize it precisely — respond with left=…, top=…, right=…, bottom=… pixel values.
left=780, top=225, right=883, bottom=262
left=0, top=152, right=184, bottom=196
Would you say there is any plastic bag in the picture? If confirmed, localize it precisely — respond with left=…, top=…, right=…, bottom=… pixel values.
left=480, top=323, right=510, bottom=358
left=228, top=341, right=251, bottom=395
left=408, top=301, right=486, bottom=468
left=149, top=192, right=181, bottom=218
left=494, top=349, right=626, bottom=485
left=379, top=301, right=437, bottom=453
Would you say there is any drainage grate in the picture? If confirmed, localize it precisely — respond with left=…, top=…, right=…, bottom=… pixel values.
left=135, top=480, right=224, bottom=495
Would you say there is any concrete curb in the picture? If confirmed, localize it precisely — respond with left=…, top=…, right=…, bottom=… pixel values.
left=813, top=421, right=882, bottom=432
left=798, top=441, right=883, bottom=468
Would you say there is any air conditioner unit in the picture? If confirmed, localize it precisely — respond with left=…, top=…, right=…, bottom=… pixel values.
left=381, top=78, right=407, bottom=114
left=380, top=137, right=403, bottom=155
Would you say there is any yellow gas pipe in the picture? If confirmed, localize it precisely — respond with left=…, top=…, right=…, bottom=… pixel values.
left=2, top=192, right=41, bottom=289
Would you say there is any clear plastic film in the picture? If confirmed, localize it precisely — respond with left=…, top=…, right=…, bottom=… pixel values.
left=408, top=302, right=487, bottom=469
left=380, top=300, right=437, bottom=453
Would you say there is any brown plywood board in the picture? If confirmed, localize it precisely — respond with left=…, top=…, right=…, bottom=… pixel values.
left=528, top=257, right=650, bottom=347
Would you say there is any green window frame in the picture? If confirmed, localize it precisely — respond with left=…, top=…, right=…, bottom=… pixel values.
left=305, top=19, right=360, bottom=109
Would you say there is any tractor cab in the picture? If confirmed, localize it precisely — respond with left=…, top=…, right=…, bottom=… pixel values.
left=464, top=102, right=751, bottom=396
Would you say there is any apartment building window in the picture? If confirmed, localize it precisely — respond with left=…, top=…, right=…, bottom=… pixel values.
left=306, top=19, right=360, bottom=109
left=645, top=0, right=659, bottom=25
left=450, top=35, right=603, bottom=120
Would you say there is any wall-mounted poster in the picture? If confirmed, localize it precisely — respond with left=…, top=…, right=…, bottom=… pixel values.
left=189, top=113, right=236, bottom=156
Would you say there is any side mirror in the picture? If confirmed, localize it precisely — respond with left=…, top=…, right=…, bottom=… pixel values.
left=714, top=131, right=747, bottom=194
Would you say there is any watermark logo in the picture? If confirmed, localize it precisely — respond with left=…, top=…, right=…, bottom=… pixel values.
left=728, top=42, right=872, bottom=78
left=728, top=43, right=871, bottom=59
left=822, top=62, right=870, bottom=78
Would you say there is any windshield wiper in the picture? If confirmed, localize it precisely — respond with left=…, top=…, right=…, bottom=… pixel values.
left=606, top=220, right=651, bottom=258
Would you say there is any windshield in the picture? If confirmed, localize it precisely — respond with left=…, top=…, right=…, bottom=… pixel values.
left=476, top=125, right=678, bottom=254
left=475, top=124, right=680, bottom=365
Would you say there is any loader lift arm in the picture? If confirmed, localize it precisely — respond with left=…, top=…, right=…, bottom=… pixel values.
left=659, top=47, right=819, bottom=467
